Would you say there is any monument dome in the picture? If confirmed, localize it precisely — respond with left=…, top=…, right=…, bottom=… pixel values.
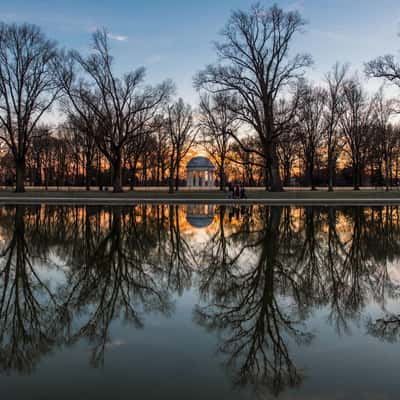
left=186, top=156, right=215, bottom=187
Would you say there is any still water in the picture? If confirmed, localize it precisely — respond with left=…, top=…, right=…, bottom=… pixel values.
left=1, top=204, right=400, bottom=399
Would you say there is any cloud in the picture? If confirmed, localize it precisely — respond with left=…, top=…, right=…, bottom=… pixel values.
left=108, top=33, right=128, bottom=42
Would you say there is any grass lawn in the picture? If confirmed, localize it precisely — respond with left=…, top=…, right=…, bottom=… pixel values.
left=0, top=187, right=400, bottom=204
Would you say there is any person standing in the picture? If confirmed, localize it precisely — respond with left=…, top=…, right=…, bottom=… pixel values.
left=235, top=184, right=240, bottom=199
left=228, top=182, right=234, bottom=199
left=240, top=183, right=246, bottom=199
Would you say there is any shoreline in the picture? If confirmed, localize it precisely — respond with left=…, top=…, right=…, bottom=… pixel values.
left=0, top=191, right=400, bottom=206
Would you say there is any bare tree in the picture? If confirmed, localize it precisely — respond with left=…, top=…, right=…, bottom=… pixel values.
left=228, top=135, right=263, bottom=185
left=0, top=23, right=60, bottom=192
left=340, top=78, right=375, bottom=190
left=371, top=88, right=397, bottom=191
left=366, top=54, right=400, bottom=87
left=57, top=29, right=173, bottom=192
left=65, top=102, right=98, bottom=190
left=278, top=130, right=298, bottom=187
left=166, top=98, right=195, bottom=193
left=123, top=110, right=158, bottom=189
left=28, top=127, right=49, bottom=186
left=297, top=83, right=326, bottom=190
left=324, top=63, right=348, bottom=191
left=365, top=43, right=400, bottom=188
left=125, top=126, right=149, bottom=188
left=194, top=3, right=312, bottom=191
left=154, top=124, right=170, bottom=185
left=198, top=93, right=238, bottom=190
left=53, top=130, right=71, bottom=187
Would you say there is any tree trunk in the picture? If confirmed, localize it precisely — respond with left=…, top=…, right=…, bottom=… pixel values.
left=45, top=165, right=49, bottom=190
left=283, top=160, right=291, bottom=187
left=175, top=159, right=180, bottom=191
left=328, top=154, right=335, bottom=192
left=35, top=155, right=42, bottom=186
left=161, top=162, right=165, bottom=183
left=85, top=156, right=91, bottom=191
left=112, top=156, right=123, bottom=193
left=169, top=155, right=175, bottom=194
left=309, top=156, right=316, bottom=191
left=75, top=158, right=79, bottom=185
left=219, top=163, right=225, bottom=191
left=264, top=164, right=270, bottom=191
left=156, top=159, right=160, bottom=185
left=15, top=158, right=26, bottom=193
left=353, top=161, right=360, bottom=190
left=269, top=142, right=283, bottom=192
left=143, top=157, right=147, bottom=186
left=385, top=157, right=389, bottom=192
left=168, top=177, right=174, bottom=194
left=97, top=151, right=102, bottom=191
left=130, top=161, right=137, bottom=191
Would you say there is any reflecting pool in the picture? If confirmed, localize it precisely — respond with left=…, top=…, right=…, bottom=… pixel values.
left=1, top=204, right=400, bottom=399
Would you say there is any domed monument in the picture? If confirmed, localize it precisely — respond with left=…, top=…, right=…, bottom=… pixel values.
left=186, top=204, right=216, bottom=229
left=186, top=156, right=215, bottom=187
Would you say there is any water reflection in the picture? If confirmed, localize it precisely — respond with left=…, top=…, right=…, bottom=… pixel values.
left=0, top=204, right=400, bottom=397
left=196, top=207, right=310, bottom=396
left=186, top=204, right=215, bottom=228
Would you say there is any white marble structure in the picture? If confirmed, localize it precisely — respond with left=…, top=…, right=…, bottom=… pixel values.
left=186, top=157, right=215, bottom=188
left=186, top=204, right=215, bottom=228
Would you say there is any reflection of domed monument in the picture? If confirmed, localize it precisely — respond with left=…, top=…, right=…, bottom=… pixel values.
left=186, top=204, right=216, bottom=229
left=186, top=157, right=215, bottom=187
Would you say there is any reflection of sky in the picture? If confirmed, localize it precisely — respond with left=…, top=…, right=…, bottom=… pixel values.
left=282, top=304, right=400, bottom=400
left=4, top=285, right=400, bottom=400
left=36, top=255, right=69, bottom=289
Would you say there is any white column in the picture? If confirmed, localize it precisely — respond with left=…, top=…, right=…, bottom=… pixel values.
left=194, top=170, right=199, bottom=187
left=201, top=170, right=205, bottom=187
left=189, top=171, right=193, bottom=187
left=208, top=170, right=213, bottom=187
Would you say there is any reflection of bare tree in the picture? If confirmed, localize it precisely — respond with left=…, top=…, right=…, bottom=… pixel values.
left=0, top=205, right=175, bottom=371
left=367, top=314, right=400, bottom=343
left=60, top=207, right=173, bottom=367
left=1, top=203, right=400, bottom=386
left=323, top=208, right=354, bottom=334
left=331, top=208, right=400, bottom=338
left=195, top=205, right=400, bottom=397
left=292, top=208, right=326, bottom=309
left=195, top=207, right=312, bottom=397
left=0, top=206, right=62, bottom=374
left=362, top=207, right=400, bottom=302
left=298, top=207, right=400, bottom=336
left=341, top=209, right=372, bottom=314
left=164, top=205, right=196, bottom=293
left=365, top=207, right=400, bottom=345
left=198, top=206, right=248, bottom=301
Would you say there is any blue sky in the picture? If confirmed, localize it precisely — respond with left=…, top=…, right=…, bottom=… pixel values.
left=1, top=0, right=400, bottom=104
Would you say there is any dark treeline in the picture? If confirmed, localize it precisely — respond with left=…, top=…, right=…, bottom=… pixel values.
left=1, top=204, right=400, bottom=395
left=1, top=4, right=400, bottom=192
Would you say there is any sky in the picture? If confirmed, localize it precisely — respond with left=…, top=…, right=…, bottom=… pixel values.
left=1, top=0, right=400, bottom=105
